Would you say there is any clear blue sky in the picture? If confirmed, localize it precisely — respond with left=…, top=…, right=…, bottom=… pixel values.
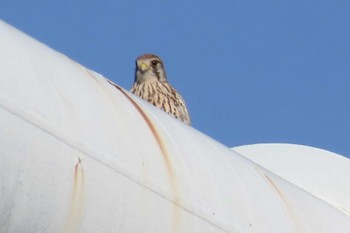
left=2, top=1, right=350, bottom=158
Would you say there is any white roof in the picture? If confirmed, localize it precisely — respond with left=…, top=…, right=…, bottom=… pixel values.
left=0, top=20, right=349, bottom=232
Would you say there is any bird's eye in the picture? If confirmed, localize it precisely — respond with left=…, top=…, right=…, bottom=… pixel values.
left=151, top=60, right=159, bottom=66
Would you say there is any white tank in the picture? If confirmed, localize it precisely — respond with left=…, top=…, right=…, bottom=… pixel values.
left=0, top=21, right=349, bottom=233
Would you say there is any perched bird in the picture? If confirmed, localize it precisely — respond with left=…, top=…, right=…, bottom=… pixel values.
left=130, top=54, right=191, bottom=125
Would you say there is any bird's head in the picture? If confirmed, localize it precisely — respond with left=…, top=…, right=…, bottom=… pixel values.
left=135, top=54, right=167, bottom=83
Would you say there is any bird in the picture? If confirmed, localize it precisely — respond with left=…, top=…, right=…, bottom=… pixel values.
left=130, top=54, right=191, bottom=125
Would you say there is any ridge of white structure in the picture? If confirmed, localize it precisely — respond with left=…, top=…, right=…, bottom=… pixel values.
left=233, top=143, right=350, bottom=217
left=0, top=20, right=349, bottom=233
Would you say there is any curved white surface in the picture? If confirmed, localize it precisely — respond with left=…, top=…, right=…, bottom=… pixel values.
left=0, top=20, right=349, bottom=233
left=233, top=143, right=350, bottom=216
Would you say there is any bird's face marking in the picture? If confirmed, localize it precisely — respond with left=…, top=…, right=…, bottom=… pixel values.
left=131, top=54, right=191, bottom=125
left=135, top=54, right=167, bottom=83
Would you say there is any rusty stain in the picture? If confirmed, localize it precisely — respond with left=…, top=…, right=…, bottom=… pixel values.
left=64, top=156, right=85, bottom=233
left=258, top=169, right=300, bottom=232
left=264, top=174, right=289, bottom=205
left=91, top=80, right=230, bottom=232
left=109, top=82, right=183, bottom=233
left=109, top=82, right=177, bottom=183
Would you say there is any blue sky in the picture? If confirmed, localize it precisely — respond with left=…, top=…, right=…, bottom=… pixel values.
left=2, top=1, right=350, bottom=158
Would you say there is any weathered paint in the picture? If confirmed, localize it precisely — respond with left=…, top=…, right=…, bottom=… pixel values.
left=262, top=173, right=299, bottom=232
left=64, top=156, right=85, bottom=233
left=235, top=144, right=350, bottom=217
left=109, top=82, right=177, bottom=184
left=0, top=20, right=350, bottom=233
left=109, top=83, right=184, bottom=233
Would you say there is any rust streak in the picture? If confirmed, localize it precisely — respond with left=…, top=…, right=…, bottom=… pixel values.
left=64, top=157, right=85, bottom=233
left=110, top=82, right=182, bottom=233
left=264, top=174, right=290, bottom=205
left=262, top=173, right=299, bottom=232
left=109, top=82, right=176, bottom=182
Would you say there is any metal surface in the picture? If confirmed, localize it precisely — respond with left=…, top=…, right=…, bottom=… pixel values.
left=0, top=20, right=349, bottom=233
left=234, top=143, right=350, bottom=217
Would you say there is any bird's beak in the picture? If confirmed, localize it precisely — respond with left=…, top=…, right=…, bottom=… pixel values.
left=139, top=63, right=148, bottom=72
